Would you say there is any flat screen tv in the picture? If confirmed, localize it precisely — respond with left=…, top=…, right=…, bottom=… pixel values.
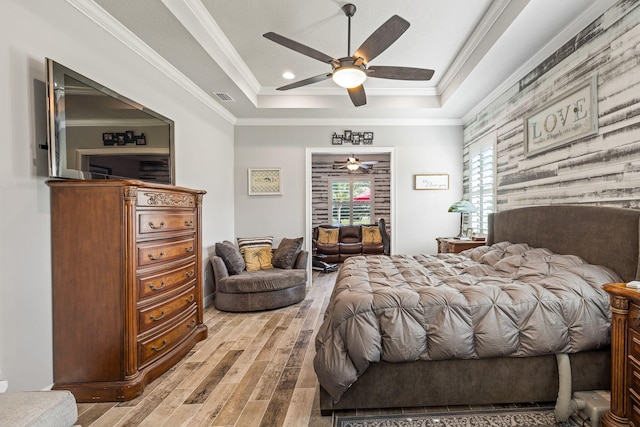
left=45, top=58, right=175, bottom=184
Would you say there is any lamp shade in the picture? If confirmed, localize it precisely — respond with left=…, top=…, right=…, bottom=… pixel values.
left=332, top=67, right=367, bottom=89
left=448, top=200, right=477, bottom=214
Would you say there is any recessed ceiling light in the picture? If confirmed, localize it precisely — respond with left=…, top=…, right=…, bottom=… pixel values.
left=282, top=71, right=295, bottom=80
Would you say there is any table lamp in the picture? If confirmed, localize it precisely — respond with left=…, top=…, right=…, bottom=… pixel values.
left=448, top=200, right=477, bottom=239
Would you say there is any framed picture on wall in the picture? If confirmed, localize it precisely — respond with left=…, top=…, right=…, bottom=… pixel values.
left=125, top=130, right=134, bottom=143
left=102, top=133, right=114, bottom=146
left=248, top=168, right=282, bottom=195
left=414, top=174, right=449, bottom=190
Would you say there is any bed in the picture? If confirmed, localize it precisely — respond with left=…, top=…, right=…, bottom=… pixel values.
left=316, top=205, right=640, bottom=415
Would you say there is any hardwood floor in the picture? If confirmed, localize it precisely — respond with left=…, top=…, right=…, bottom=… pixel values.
left=76, top=270, right=552, bottom=426
left=76, top=271, right=337, bottom=427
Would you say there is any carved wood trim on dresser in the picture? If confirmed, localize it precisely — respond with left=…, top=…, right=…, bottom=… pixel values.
left=602, top=283, right=640, bottom=427
left=47, top=179, right=207, bottom=402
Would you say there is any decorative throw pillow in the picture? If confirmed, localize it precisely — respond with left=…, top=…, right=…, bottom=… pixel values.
left=215, top=241, right=245, bottom=275
left=361, top=226, right=382, bottom=244
left=243, top=246, right=274, bottom=271
left=317, top=228, right=339, bottom=245
left=272, top=237, right=303, bottom=269
left=237, top=236, right=273, bottom=255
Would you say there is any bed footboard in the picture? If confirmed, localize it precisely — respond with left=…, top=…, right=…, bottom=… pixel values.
left=319, top=349, right=610, bottom=415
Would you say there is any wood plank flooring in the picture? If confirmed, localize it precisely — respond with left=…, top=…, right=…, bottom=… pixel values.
left=76, top=271, right=337, bottom=427
left=75, top=270, right=551, bottom=426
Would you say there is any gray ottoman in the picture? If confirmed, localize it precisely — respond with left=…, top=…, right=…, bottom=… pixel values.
left=0, top=390, right=77, bottom=427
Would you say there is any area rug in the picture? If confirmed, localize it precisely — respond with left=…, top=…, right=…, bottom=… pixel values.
left=335, top=407, right=580, bottom=427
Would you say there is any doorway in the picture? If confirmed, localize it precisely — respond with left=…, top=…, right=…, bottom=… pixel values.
left=305, top=147, right=396, bottom=256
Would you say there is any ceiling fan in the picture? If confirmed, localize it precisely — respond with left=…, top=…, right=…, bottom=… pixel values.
left=263, top=3, right=434, bottom=107
left=333, top=156, right=379, bottom=171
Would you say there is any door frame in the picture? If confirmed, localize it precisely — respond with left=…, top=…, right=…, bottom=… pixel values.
left=305, top=146, right=396, bottom=260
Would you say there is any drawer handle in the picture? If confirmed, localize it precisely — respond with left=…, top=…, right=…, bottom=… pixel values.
left=185, top=246, right=193, bottom=253
left=149, top=280, right=166, bottom=291
left=185, top=270, right=195, bottom=278
left=151, top=339, right=167, bottom=352
left=184, top=220, right=193, bottom=227
left=148, top=251, right=164, bottom=261
left=149, top=310, right=166, bottom=321
left=633, top=316, right=640, bottom=328
left=187, top=320, right=196, bottom=329
left=149, top=221, right=165, bottom=230
left=185, top=295, right=195, bottom=303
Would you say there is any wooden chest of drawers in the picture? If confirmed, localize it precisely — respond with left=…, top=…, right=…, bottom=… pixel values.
left=602, top=284, right=640, bottom=427
left=48, top=180, right=207, bottom=402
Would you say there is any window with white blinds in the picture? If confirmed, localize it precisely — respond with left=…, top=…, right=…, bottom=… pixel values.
left=330, top=178, right=373, bottom=226
left=468, top=136, right=495, bottom=236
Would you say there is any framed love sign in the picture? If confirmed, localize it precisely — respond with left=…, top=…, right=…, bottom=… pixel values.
left=524, top=75, right=598, bottom=157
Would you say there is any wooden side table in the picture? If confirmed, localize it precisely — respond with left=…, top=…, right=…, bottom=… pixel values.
left=436, top=237, right=485, bottom=254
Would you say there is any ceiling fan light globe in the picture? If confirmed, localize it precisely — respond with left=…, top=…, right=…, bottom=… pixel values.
left=346, top=163, right=360, bottom=171
left=332, top=67, right=367, bottom=89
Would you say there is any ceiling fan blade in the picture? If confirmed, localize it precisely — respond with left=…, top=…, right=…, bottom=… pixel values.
left=360, top=164, right=370, bottom=169
left=333, top=164, right=348, bottom=169
left=353, top=15, right=409, bottom=64
left=361, top=160, right=379, bottom=165
left=367, top=66, right=434, bottom=81
left=347, top=85, right=366, bottom=107
left=276, top=73, right=332, bottom=91
left=263, top=32, right=335, bottom=64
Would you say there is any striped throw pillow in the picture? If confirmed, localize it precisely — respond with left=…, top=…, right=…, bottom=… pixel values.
left=237, top=236, right=273, bottom=255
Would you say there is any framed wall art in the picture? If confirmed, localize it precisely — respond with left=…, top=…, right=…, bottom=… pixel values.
left=248, top=168, right=282, bottom=195
left=414, top=174, right=449, bottom=190
left=524, top=75, right=598, bottom=157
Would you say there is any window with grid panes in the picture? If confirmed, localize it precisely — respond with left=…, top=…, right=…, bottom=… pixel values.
left=468, top=136, right=494, bottom=236
left=330, top=178, right=373, bottom=226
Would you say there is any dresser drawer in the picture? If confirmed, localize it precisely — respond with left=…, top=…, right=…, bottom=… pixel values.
left=138, top=211, right=195, bottom=236
left=138, top=310, right=198, bottom=367
left=138, top=262, right=196, bottom=300
left=137, top=237, right=195, bottom=268
left=137, top=190, right=196, bottom=209
left=138, top=286, right=197, bottom=333
left=631, top=304, right=640, bottom=334
left=631, top=328, right=640, bottom=366
left=630, top=388, right=640, bottom=427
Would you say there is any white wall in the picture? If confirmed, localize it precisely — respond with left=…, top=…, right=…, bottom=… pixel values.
left=0, top=0, right=234, bottom=392
left=234, top=125, right=463, bottom=256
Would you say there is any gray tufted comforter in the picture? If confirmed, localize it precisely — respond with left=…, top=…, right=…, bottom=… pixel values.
left=314, top=242, right=621, bottom=402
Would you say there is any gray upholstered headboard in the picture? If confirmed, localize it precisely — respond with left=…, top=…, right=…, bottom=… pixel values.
left=487, top=205, right=640, bottom=282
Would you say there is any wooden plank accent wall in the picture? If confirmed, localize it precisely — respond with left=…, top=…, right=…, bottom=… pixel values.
left=463, top=1, right=640, bottom=212
left=311, top=156, right=391, bottom=233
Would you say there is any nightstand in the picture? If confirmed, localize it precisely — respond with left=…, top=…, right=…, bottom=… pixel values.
left=436, top=237, right=485, bottom=254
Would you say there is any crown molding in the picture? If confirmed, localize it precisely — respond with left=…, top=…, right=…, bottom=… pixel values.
left=235, top=118, right=463, bottom=127
left=437, top=0, right=517, bottom=96
left=65, top=0, right=237, bottom=125
left=258, top=86, right=439, bottom=97
left=163, top=0, right=261, bottom=104
left=461, top=0, right=620, bottom=123
left=66, top=119, right=168, bottom=127
left=438, top=0, right=529, bottom=99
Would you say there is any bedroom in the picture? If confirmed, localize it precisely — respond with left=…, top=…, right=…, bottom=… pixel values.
left=1, top=0, right=639, bottom=425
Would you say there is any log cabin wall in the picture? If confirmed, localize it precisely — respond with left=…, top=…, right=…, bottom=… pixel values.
left=463, top=0, right=640, bottom=211
left=311, top=155, right=391, bottom=231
